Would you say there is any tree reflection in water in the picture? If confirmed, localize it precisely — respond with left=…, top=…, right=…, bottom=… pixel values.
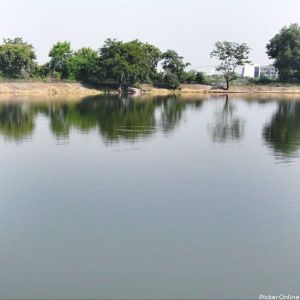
left=0, top=103, right=35, bottom=141
left=263, top=101, right=300, bottom=158
left=3, top=96, right=300, bottom=160
left=0, top=95, right=203, bottom=143
left=208, top=95, right=245, bottom=142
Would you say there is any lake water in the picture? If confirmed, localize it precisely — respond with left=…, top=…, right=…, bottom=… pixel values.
left=1, top=94, right=300, bottom=299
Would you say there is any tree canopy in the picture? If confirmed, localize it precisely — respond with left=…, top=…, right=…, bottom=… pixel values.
left=67, top=47, right=99, bottom=82
left=160, top=50, right=190, bottom=88
left=98, top=39, right=161, bottom=87
left=48, top=41, right=72, bottom=79
left=5, top=28, right=300, bottom=87
left=0, top=38, right=36, bottom=78
left=266, top=23, right=300, bottom=83
left=0, top=36, right=193, bottom=89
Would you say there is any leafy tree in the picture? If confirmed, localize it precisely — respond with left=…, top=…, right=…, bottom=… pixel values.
left=195, top=71, right=205, bottom=84
left=67, top=47, right=98, bottom=82
left=99, top=39, right=161, bottom=89
left=37, top=63, right=51, bottom=78
left=0, top=38, right=36, bottom=78
left=143, top=43, right=161, bottom=83
left=266, top=23, right=300, bottom=83
left=49, top=41, right=72, bottom=79
left=210, top=41, right=250, bottom=90
left=182, top=70, right=205, bottom=84
left=161, top=50, right=190, bottom=87
left=163, top=71, right=181, bottom=89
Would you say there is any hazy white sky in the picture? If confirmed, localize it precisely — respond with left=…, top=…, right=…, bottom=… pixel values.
left=1, top=0, right=299, bottom=72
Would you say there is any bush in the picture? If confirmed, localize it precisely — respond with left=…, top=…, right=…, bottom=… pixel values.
left=163, top=72, right=180, bottom=89
left=255, top=75, right=275, bottom=85
left=182, top=70, right=205, bottom=84
left=204, top=74, right=224, bottom=86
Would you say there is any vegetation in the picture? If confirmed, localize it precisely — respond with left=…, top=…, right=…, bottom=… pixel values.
left=267, top=23, right=300, bottom=83
left=68, top=47, right=98, bottom=82
left=159, top=50, right=190, bottom=88
left=0, top=38, right=36, bottom=79
left=3, top=25, right=300, bottom=88
left=0, top=37, right=193, bottom=89
left=210, top=41, right=251, bottom=90
left=98, top=39, right=161, bottom=89
left=182, top=70, right=205, bottom=84
left=48, top=41, right=72, bottom=79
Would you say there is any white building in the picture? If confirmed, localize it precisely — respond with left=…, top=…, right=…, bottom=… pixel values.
left=241, top=64, right=278, bottom=80
left=242, top=64, right=260, bottom=78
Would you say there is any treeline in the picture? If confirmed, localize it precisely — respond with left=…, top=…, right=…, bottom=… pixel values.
left=2, top=23, right=300, bottom=89
left=0, top=38, right=204, bottom=89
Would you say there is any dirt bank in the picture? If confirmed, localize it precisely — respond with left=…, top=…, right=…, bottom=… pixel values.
left=142, top=84, right=300, bottom=95
left=0, top=82, right=102, bottom=95
left=2, top=82, right=300, bottom=96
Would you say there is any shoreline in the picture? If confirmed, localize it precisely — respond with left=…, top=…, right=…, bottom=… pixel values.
left=2, top=82, right=300, bottom=96
left=145, top=84, right=300, bottom=95
left=0, top=82, right=103, bottom=96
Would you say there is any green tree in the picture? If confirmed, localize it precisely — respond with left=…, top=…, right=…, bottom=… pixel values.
left=182, top=70, right=205, bottom=84
left=210, top=41, right=250, bottom=90
left=195, top=71, right=205, bottom=84
left=266, top=23, right=300, bottom=83
left=99, top=39, right=161, bottom=89
left=67, top=47, right=98, bottom=82
left=161, top=50, right=190, bottom=87
left=143, top=43, right=161, bottom=83
left=49, top=41, right=72, bottom=79
left=0, top=38, right=36, bottom=78
left=163, top=71, right=181, bottom=89
left=98, top=39, right=124, bottom=87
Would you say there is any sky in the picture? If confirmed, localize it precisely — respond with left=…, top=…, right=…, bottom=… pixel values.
left=0, top=0, right=300, bottom=73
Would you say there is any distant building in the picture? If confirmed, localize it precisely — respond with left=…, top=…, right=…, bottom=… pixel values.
left=242, top=64, right=260, bottom=78
left=260, top=65, right=278, bottom=80
left=241, top=64, right=278, bottom=80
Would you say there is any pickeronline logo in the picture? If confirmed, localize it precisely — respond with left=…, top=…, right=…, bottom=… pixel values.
left=259, top=295, right=300, bottom=300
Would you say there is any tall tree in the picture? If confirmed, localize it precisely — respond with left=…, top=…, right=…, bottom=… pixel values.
left=99, top=39, right=161, bottom=89
left=0, top=38, right=36, bottom=78
left=161, top=50, right=190, bottom=88
left=49, top=41, right=72, bottom=79
left=67, top=47, right=98, bottom=82
left=143, top=43, right=161, bottom=83
left=210, top=41, right=250, bottom=90
left=266, top=23, right=300, bottom=83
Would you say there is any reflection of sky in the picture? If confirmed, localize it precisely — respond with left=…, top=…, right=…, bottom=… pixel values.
left=1, top=97, right=300, bottom=299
